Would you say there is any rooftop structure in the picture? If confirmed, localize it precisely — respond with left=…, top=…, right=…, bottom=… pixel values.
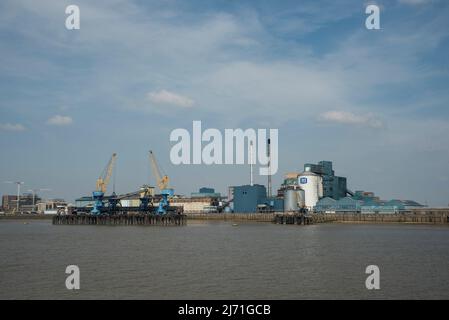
left=191, top=187, right=221, bottom=199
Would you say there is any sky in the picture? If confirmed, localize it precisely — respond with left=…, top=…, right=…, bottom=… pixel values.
left=0, top=0, right=448, bottom=206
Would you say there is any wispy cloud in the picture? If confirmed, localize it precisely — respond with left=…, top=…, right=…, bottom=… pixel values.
left=0, top=123, right=26, bottom=131
left=46, top=115, right=73, bottom=126
left=398, top=0, right=433, bottom=5
left=147, top=90, right=194, bottom=108
left=1, top=0, right=448, bottom=205
left=318, top=111, right=383, bottom=128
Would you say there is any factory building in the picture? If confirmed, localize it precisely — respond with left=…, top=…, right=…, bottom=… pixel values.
left=233, top=184, right=268, bottom=213
left=2, top=195, right=17, bottom=211
left=277, top=173, right=300, bottom=198
left=275, top=161, right=348, bottom=211
left=170, top=187, right=221, bottom=213
left=170, top=197, right=220, bottom=213
left=230, top=185, right=283, bottom=213
left=1, top=194, right=41, bottom=212
left=191, top=187, right=221, bottom=199
left=315, top=190, right=426, bottom=214
left=242, top=161, right=347, bottom=212
left=36, top=199, right=69, bottom=214
left=303, top=161, right=347, bottom=200
left=286, top=161, right=347, bottom=210
left=230, top=159, right=424, bottom=214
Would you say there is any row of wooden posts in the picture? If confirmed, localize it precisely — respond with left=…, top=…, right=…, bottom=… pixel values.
left=52, top=213, right=186, bottom=226
left=52, top=211, right=449, bottom=226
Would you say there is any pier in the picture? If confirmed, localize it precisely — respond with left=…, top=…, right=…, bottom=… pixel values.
left=273, top=214, right=313, bottom=225
left=272, top=213, right=335, bottom=225
left=52, top=213, right=187, bottom=226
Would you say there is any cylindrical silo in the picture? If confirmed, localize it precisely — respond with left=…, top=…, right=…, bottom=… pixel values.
left=296, top=188, right=305, bottom=208
left=298, top=171, right=323, bottom=209
left=284, top=189, right=298, bottom=212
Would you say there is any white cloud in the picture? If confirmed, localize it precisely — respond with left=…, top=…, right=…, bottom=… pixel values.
left=147, top=90, right=194, bottom=108
left=0, top=123, right=26, bottom=131
left=46, top=115, right=73, bottom=126
left=398, top=0, right=433, bottom=5
left=319, top=111, right=383, bottom=128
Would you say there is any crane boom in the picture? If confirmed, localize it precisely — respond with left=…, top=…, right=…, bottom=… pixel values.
left=149, top=150, right=169, bottom=191
left=96, top=153, right=117, bottom=193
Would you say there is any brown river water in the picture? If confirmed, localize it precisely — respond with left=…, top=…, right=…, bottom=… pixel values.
left=0, top=219, right=448, bottom=299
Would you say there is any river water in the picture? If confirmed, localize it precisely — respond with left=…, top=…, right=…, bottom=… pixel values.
left=0, top=220, right=448, bottom=299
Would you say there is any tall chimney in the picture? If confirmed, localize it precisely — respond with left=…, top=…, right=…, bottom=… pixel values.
left=267, top=138, right=272, bottom=198
left=250, top=141, right=254, bottom=186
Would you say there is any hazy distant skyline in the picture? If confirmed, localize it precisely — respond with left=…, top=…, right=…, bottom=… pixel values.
left=1, top=0, right=449, bottom=206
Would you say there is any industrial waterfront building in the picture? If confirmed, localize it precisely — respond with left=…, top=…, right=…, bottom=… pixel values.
left=1, top=193, right=41, bottom=212
left=74, top=187, right=222, bottom=214
left=302, top=161, right=347, bottom=200
left=1, top=193, right=70, bottom=214
left=233, top=184, right=268, bottom=213
left=36, top=199, right=69, bottom=214
left=315, top=191, right=426, bottom=214
left=191, top=187, right=221, bottom=199
left=230, top=160, right=425, bottom=214
left=230, top=161, right=349, bottom=213
left=2, top=153, right=426, bottom=216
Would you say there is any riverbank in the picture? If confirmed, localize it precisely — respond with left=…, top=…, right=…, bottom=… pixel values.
left=0, top=214, right=52, bottom=220
left=1, top=209, right=448, bottom=225
left=187, top=211, right=449, bottom=225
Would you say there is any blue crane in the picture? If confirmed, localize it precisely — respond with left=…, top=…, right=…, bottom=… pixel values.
left=91, top=153, right=117, bottom=215
left=149, top=150, right=174, bottom=215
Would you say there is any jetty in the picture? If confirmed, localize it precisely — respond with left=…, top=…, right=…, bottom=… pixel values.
left=52, top=213, right=186, bottom=226
left=272, top=213, right=335, bottom=225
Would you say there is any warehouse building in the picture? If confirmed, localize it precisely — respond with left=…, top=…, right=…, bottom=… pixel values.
left=170, top=197, right=220, bottom=213
left=315, top=190, right=426, bottom=214
left=1, top=193, right=41, bottom=212
left=230, top=184, right=283, bottom=213
left=36, top=199, right=69, bottom=214
left=191, top=187, right=221, bottom=199
left=233, top=184, right=268, bottom=213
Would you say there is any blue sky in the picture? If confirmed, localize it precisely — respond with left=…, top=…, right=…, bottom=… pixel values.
left=1, top=0, right=448, bottom=206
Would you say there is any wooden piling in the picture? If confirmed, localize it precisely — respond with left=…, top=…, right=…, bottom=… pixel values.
left=52, top=213, right=186, bottom=226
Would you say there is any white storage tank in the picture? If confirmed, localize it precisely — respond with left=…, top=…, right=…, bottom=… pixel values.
left=284, top=189, right=298, bottom=212
left=298, top=170, right=323, bottom=209
left=296, top=188, right=305, bottom=208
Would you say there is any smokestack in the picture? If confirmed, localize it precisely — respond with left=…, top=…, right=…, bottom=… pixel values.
left=267, top=138, right=272, bottom=198
left=250, top=141, right=254, bottom=186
